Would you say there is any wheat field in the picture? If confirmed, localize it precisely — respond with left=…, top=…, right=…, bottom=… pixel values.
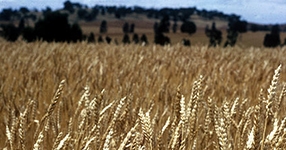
left=1, top=41, right=286, bottom=149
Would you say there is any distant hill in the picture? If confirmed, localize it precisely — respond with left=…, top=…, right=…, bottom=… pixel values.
left=1, top=2, right=283, bottom=31
left=0, top=1, right=285, bottom=47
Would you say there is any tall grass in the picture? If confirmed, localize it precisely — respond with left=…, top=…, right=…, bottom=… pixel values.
left=1, top=41, right=286, bottom=149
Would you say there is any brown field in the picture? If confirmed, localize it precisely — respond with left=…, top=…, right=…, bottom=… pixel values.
left=78, top=15, right=286, bottom=48
left=1, top=41, right=286, bottom=149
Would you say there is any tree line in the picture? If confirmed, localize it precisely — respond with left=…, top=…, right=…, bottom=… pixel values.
left=0, top=0, right=285, bottom=47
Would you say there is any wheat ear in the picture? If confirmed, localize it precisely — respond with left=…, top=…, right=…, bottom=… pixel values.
left=41, top=79, right=65, bottom=123
left=138, top=108, right=153, bottom=149
left=118, top=122, right=138, bottom=150
left=262, top=65, right=281, bottom=150
left=33, top=131, right=44, bottom=150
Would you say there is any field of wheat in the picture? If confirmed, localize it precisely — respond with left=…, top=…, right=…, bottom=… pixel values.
left=1, top=41, right=286, bottom=149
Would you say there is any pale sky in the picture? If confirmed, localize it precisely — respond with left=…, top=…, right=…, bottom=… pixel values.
left=0, top=0, right=285, bottom=24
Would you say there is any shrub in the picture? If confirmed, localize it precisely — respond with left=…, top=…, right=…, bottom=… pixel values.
left=22, top=27, right=36, bottom=42
left=0, top=23, right=20, bottom=42
left=122, top=34, right=130, bottom=44
left=180, top=21, right=196, bottom=35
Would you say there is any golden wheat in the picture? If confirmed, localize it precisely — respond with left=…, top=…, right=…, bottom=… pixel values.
left=1, top=41, right=286, bottom=149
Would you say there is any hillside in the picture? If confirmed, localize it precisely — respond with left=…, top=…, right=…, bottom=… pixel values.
left=77, top=13, right=286, bottom=47
left=0, top=4, right=286, bottom=47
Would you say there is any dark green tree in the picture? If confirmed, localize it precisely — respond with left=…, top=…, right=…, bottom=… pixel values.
left=123, top=22, right=129, bottom=34
left=224, top=30, right=238, bottom=47
left=106, top=36, right=112, bottom=44
left=140, top=34, right=148, bottom=44
left=182, top=39, right=191, bottom=46
left=263, top=25, right=281, bottom=47
left=180, top=21, right=196, bottom=35
left=157, top=15, right=170, bottom=33
left=0, top=8, right=15, bottom=21
left=205, top=22, right=222, bottom=47
left=115, top=11, right=121, bottom=18
left=34, top=12, right=82, bottom=42
left=153, top=22, right=159, bottom=33
left=98, top=35, right=104, bottom=43
left=87, top=32, right=95, bottom=43
left=19, top=7, right=29, bottom=15
left=101, top=8, right=106, bottom=15
left=0, top=24, right=20, bottom=42
left=84, top=8, right=98, bottom=21
left=122, top=34, right=130, bottom=44
left=18, top=18, right=25, bottom=33
left=224, top=18, right=247, bottom=47
left=154, top=32, right=170, bottom=46
left=77, top=9, right=88, bottom=19
left=63, top=0, right=75, bottom=13
left=70, top=23, right=83, bottom=42
left=250, top=24, right=259, bottom=32
left=22, top=27, right=36, bottom=42
left=35, top=12, right=70, bottom=42
left=100, top=20, right=107, bottom=33
left=154, top=15, right=171, bottom=45
left=42, top=7, right=52, bottom=16
left=130, top=23, right=135, bottom=33
left=132, top=33, right=139, bottom=44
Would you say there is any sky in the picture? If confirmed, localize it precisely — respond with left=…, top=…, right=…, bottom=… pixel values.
left=0, top=0, right=285, bottom=24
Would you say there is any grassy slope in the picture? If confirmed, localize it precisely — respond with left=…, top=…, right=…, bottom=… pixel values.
left=79, top=13, right=286, bottom=47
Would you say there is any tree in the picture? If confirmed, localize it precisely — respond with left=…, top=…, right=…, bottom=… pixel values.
left=87, top=32, right=95, bottom=43
left=19, top=7, right=29, bottom=15
left=263, top=25, right=281, bottom=47
left=250, top=24, right=259, bottom=32
left=63, top=0, right=74, bottom=13
left=122, top=34, right=130, bottom=44
left=154, top=32, right=170, bottom=46
left=205, top=22, right=222, bottom=47
left=101, top=8, right=106, bottom=15
left=18, top=18, right=25, bottom=33
left=106, top=36, right=112, bottom=44
left=100, top=20, right=107, bottom=33
left=153, top=22, right=159, bottom=33
left=27, top=14, right=37, bottom=21
left=84, top=8, right=98, bottom=21
left=70, top=23, right=83, bottom=42
left=230, top=20, right=247, bottom=33
left=42, top=7, right=52, bottom=16
left=154, top=15, right=171, bottom=45
left=34, top=12, right=82, bottom=42
left=123, top=22, right=129, bottom=34
left=22, top=27, right=36, bottom=42
left=180, top=21, right=196, bottom=35
left=157, top=15, right=170, bottom=33
left=224, top=30, right=238, bottom=47
left=35, top=12, right=70, bottom=42
left=182, top=39, right=191, bottom=46
left=115, top=11, right=121, bottom=19
left=0, top=8, right=15, bottom=21
left=140, top=34, right=148, bottom=44
left=0, top=24, right=20, bottom=42
left=224, top=18, right=248, bottom=47
left=132, top=33, right=139, bottom=44
left=98, top=35, right=104, bottom=43
left=77, top=9, right=88, bottom=19
left=130, top=23, right=135, bottom=33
